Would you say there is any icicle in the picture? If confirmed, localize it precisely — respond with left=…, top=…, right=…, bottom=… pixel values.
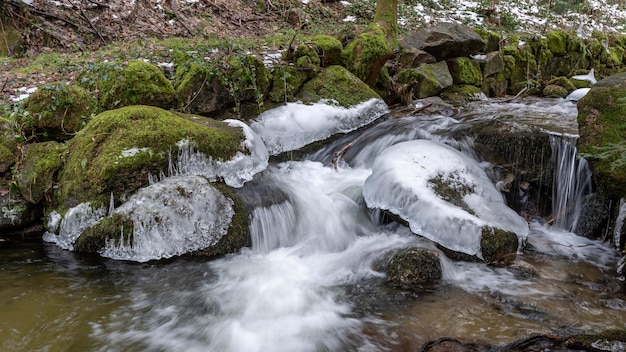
left=108, top=192, right=115, bottom=216
left=614, top=198, right=626, bottom=249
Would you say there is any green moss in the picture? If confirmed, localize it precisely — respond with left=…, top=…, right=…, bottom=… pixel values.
left=228, top=54, right=272, bottom=103
left=341, top=24, right=393, bottom=87
left=397, top=61, right=453, bottom=99
left=548, top=76, right=577, bottom=92
left=577, top=73, right=626, bottom=196
left=428, top=171, right=475, bottom=213
left=311, top=35, right=343, bottom=67
left=55, top=105, right=245, bottom=211
left=447, top=57, right=482, bottom=86
left=542, top=84, right=568, bottom=98
left=480, top=226, right=518, bottom=264
left=268, top=66, right=309, bottom=103
left=545, top=30, right=569, bottom=56
left=74, top=213, right=134, bottom=253
left=287, top=43, right=321, bottom=78
left=565, top=330, right=626, bottom=350
left=441, top=85, right=484, bottom=103
left=100, top=60, right=176, bottom=111
left=21, top=83, right=96, bottom=141
left=14, top=141, right=66, bottom=204
left=296, top=65, right=381, bottom=107
left=385, top=248, right=441, bottom=291
left=473, top=28, right=501, bottom=52
left=0, top=118, right=17, bottom=173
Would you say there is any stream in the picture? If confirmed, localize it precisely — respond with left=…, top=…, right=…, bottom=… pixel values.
left=1, top=98, right=624, bottom=352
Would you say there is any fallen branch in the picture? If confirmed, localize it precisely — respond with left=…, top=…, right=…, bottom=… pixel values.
left=331, top=130, right=372, bottom=170
left=500, top=86, right=529, bottom=103
left=71, top=0, right=107, bottom=45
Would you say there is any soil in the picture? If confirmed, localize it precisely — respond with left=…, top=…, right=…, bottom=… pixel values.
left=0, top=0, right=349, bottom=101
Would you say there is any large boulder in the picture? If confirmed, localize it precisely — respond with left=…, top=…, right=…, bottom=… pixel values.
left=71, top=176, right=250, bottom=261
left=21, top=83, right=96, bottom=141
left=52, top=105, right=247, bottom=212
left=363, top=139, right=528, bottom=262
left=342, top=24, right=394, bottom=87
left=296, top=65, right=381, bottom=107
left=577, top=72, right=626, bottom=197
left=401, top=23, right=486, bottom=61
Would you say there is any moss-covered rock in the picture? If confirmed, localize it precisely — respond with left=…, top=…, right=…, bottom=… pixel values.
left=342, top=23, right=393, bottom=87
left=542, top=84, right=568, bottom=98
left=477, top=52, right=505, bottom=78
left=21, top=83, right=96, bottom=141
left=480, top=226, right=518, bottom=264
left=14, top=141, right=66, bottom=204
left=482, top=72, right=508, bottom=97
left=311, top=35, right=343, bottom=67
left=73, top=213, right=134, bottom=253
left=545, top=30, right=569, bottom=56
left=548, top=76, right=577, bottom=92
left=296, top=65, right=381, bottom=107
left=399, top=47, right=437, bottom=68
left=228, top=53, right=272, bottom=103
left=0, top=117, right=17, bottom=173
left=447, top=57, right=482, bottom=86
left=268, top=65, right=309, bottom=103
left=287, top=43, right=322, bottom=79
left=385, top=248, right=442, bottom=290
left=0, top=24, right=22, bottom=56
left=440, top=85, right=485, bottom=103
left=175, top=63, right=230, bottom=115
left=100, top=60, right=176, bottom=111
left=397, top=61, right=453, bottom=99
left=577, top=72, right=626, bottom=196
left=474, top=28, right=501, bottom=52
left=54, top=105, right=245, bottom=212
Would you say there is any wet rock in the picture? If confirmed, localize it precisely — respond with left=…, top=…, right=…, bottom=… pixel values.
left=481, top=72, right=508, bottom=97
left=440, top=85, right=485, bottom=103
left=21, top=83, right=96, bottom=141
left=0, top=187, right=41, bottom=232
left=480, top=226, right=518, bottom=264
left=385, top=248, right=442, bottom=290
left=401, top=23, right=485, bottom=61
left=542, top=84, right=568, bottom=98
left=296, top=65, right=381, bottom=107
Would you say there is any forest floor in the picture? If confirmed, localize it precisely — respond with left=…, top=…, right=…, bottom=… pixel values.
left=1, top=0, right=625, bottom=103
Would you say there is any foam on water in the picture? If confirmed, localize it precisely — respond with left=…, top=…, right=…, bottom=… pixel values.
left=363, top=139, right=529, bottom=258
left=250, top=99, right=388, bottom=155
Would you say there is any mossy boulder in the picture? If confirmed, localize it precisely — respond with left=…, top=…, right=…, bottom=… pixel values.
left=548, top=76, right=577, bottom=92
left=385, top=248, right=442, bottom=290
left=21, top=83, right=96, bottom=141
left=0, top=117, right=17, bottom=173
left=441, top=85, right=484, bottom=103
left=296, top=65, right=381, bottom=107
left=401, top=23, right=485, bottom=61
left=100, top=60, right=176, bottom=111
left=399, top=47, right=436, bottom=68
left=311, top=35, right=343, bottom=67
left=475, top=52, right=505, bottom=78
left=482, top=72, right=508, bottom=97
left=54, top=105, right=245, bottom=212
left=577, top=72, right=626, bottom=196
left=342, top=24, right=393, bottom=86
left=228, top=54, right=272, bottom=103
left=175, top=63, right=230, bottom=115
left=542, top=84, right=568, bottom=98
left=473, top=28, right=501, bottom=52
left=0, top=24, right=22, bottom=56
left=287, top=43, right=322, bottom=79
left=268, top=65, right=309, bottom=103
left=397, top=61, right=453, bottom=99
left=14, top=141, right=66, bottom=204
left=73, top=179, right=250, bottom=260
left=545, top=30, right=569, bottom=56
left=447, top=57, right=482, bottom=86
left=480, top=226, right=518, bottom=264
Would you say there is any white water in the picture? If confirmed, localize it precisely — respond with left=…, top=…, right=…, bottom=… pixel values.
left=41, top=98, right=621, bottom=350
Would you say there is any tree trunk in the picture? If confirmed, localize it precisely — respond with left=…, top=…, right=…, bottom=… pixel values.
left=374, top=0, right=398, bottom=44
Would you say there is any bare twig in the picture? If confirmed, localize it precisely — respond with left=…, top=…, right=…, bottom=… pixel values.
left=85, top=0, right=110, bottom=9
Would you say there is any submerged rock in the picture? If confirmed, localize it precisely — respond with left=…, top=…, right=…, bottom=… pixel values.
left=385, top=248, right=442, bottom=290
left=14, top=141, right=66, bottom=204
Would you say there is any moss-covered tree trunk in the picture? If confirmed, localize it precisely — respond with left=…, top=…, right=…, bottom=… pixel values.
left=342, top=0, right=397, bottom=87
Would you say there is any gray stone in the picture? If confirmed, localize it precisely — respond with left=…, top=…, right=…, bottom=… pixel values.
left=401, top=23, right=486, bottom=61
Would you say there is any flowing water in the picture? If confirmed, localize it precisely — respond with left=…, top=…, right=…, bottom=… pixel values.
left=1, top=98, right=625, bottom=352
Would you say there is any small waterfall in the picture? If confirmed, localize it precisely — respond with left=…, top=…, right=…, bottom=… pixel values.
left=250, top=201, right=297, bottom=253
left=550, top=136, right=593, bottom=232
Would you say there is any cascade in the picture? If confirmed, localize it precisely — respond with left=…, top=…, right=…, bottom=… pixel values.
left=550, top=135, right=593, bottom=232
